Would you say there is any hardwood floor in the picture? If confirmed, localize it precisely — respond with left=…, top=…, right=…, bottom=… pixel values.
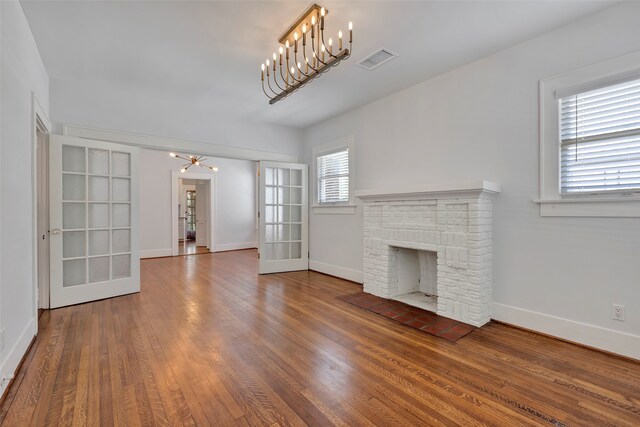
left=1, top=249, right=638, bottom=426
left=177, top=240, right=209, bottom=256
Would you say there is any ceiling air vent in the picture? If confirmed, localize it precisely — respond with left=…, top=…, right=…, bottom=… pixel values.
left=357, top=48, right=398, bottom=70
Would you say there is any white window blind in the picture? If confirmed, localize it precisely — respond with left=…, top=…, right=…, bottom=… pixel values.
left=560, top=77, right=640, bottom=194
left=317, top=148, right=349, bottom=203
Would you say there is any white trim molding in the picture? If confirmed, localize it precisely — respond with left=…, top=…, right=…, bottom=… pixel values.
left=355, top=180, right=501, bottom=201
left=63, top=124, right=298, bottom=163
left=31, top=93, right=51, bottom=326
left=539, top=50, right=640, bottom=217
left=0, top=317, right=36, bottom=398
left=309, top=260, right=363, bottom=283
left=141, top=249, right=173, bottom=259
left=492, top=302, right=640, bottom=361
left=214, top=242, right=258, bottom=252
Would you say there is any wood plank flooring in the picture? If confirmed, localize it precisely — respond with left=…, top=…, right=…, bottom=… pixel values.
left=1, top=249, right=638, bottom=426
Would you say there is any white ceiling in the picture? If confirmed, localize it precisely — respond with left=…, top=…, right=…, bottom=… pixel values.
left=21, top=0, right=616, bottom=129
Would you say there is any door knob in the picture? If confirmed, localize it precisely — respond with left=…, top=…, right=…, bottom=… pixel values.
left=51, top=229, right=61, bottom=235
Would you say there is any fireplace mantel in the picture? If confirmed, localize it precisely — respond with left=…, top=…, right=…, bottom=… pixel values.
left=355, top=180, right=501, bottom=202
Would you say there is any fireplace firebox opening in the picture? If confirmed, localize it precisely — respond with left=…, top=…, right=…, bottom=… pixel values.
left=393, top=247, right=438, bottom=312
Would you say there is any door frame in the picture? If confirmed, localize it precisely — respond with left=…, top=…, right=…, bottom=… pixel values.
left=171, top=171, right=216, bottom=255
left=31, top=94, right=51, bottom=326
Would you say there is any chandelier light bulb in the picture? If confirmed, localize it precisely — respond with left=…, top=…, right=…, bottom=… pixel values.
left=261, top=64, right=265, bottom=71
left=286, top=40, right=289, bottom=48
left=195, top=161, right=200, bottom=166
left=297, top=61, right=301, bottom=68
left=273, top=52, right=276, bottom=60
left=302, top=24, right=307, bottom=33
left=212, top=167, right=219, bottom=172
left=321, top=44, right=325, bottom=52
left=311, top=16, right=316, bottom=25
left=169, top=152, right=176, bottom=157
left=290, top=66, right=295, bottom=74
left=349, top=21, right=353, bottom=30
left=180, top=168, right=186, bottom=173
left=329, top=38, right=332, bottom=46
left=338, top=30, right=342, bottom=39
left=321, top=7, right=325, bottom=17
left=279, top=46, right=283, bottom=54
left=294, top=32, right=299, bottom=41
left=266, top=59, right=270, bottom=66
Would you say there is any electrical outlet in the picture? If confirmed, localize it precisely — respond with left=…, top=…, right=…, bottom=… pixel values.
left=612, top=304, right=625, bottom=321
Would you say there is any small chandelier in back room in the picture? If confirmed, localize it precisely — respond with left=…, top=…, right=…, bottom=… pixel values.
left=169, top=152, right=219, bottom=173
left=260, top=3, right=352, bottom=104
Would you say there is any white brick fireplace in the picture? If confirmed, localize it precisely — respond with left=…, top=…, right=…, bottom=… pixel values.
left=356, top=182, right=500, bottom=327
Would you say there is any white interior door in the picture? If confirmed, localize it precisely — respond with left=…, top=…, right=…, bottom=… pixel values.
left=49, top=135, right=140, bottom=308
left=259, top=161, right=308, bottom=274
left=195, top=181, right=207, bottom=247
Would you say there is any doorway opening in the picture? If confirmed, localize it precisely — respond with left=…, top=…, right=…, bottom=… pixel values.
left=177, top=179, right=210, bottom=255
left=172, top=171, right=215, bottom=256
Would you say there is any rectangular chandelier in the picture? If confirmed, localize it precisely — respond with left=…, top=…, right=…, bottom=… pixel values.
left=260, top=3, right=352, bottom=104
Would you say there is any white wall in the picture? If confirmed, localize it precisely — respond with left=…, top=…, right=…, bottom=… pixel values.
left=0, top=0, right=49, bottom=393
left=50, top=78, right=303, bottom=158
left=303, top=2, right=640, bottom=359
left=139, top=149, right=257, bottom=258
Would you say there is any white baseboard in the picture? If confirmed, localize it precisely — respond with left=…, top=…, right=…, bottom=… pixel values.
left=214, top=242, right=257, bottom=252
left=492, top=302, right=640, bottom=360
left=1, top=317, right=36, bottom=397
left=141, top=249, right=172, bottom=259
left=309, top=260, right=363, bottom=283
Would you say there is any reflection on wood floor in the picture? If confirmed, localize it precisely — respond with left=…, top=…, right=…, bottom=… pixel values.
left=0, top=249, right=638, bottom=426
left=177, top=239, right=209, bottom=256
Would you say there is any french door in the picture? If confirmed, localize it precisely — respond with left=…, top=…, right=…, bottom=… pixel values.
left=259, top=162, right=308, bottom=274
left=49, top=135, right=139, bottom=308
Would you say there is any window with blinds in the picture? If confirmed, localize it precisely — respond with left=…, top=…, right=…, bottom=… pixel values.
left=560, top=77, right=640, bottom=194
left=317, top=148, right=349, bottom=203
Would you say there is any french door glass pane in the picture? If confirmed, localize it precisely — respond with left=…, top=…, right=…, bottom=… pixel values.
left=291, top=242, right=302, bottom=259
left=112, top=203, right=130, bottom=227
left=88, top=149, right=109, bottom=175
left=290, top=224, right=302, bottom=241
left=89, top=257, right=110, bottom=283
left=289, top=208, right=301, bottom=222
left=89, top=230, right=110, bottom=256
left=112, top=229, right=130, bottom=253
left=112, top=152, right=130, bottom=176
left=89, top=176, right=109, bottom=201
left=63, top=202, right=85, bottom=229
left=112, top=178, right=130, bottom=201
left=112, top=254, right=131, bottom=279
left=278, top=169, right=290, bottom=185
left=291, top=169, right=302, bottom=186
left=62, top=145, right=85, bottom=173
left=63, top=174, right=85, bottom=201
left=89, top=203, right=109, bottom=228
left=63, top=259, right=86, bottom=287
left=63, top=231, right=85, bottom=258
left=290, top=188, right=302, bottom=204
left=265, top=243, right=289, bottom=260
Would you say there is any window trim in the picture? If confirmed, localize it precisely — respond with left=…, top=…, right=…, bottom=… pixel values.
left=311, top=137, right=355, bottom=214
left=538, top=50, right=640, bottom=217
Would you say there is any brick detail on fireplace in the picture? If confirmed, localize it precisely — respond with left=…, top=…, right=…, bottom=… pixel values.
left=362, top=193, right=494, bottom=327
